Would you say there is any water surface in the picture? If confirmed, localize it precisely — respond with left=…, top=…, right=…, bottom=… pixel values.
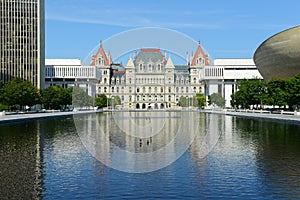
left=0, top=112, right=299, bottom=199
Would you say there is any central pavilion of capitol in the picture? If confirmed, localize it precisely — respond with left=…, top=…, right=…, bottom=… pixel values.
left=91, top=41, right=209, bottom=109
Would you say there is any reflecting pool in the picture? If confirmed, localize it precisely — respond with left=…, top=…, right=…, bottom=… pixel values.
left=0, top=112, right=299, bottom=199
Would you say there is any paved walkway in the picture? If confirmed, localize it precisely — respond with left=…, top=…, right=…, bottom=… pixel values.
left=202, top=110, right=300, bottom=125
left=0, top=110, right=100, bottom=124
left=1, top=109, right=300, bottom=125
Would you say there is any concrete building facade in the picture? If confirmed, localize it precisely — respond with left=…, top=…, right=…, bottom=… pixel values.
left=45, top=59, right=100, bottom=97
left=0, top=0, right=45, bottom=89
left=202, top=59, right=263, bottom=108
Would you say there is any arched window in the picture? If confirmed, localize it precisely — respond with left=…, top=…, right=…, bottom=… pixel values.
left=137, top=88, right=140, bottom=93
left=169, top=87, right=171, bottom=93
left=104, top=78, right=107, bottom=84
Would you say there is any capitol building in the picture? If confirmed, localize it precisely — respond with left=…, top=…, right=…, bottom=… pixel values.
left=45, top=40, right=262, bottom=109
left=92, top=41, right=209, bottom=109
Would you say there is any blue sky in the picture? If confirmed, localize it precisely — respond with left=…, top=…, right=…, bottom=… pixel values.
left=45, top=0, right=300, bottom=62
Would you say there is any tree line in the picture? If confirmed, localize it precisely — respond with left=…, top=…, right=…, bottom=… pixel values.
left=0, top=78, right=74, bottom=111
left=0, top=78, right=122, bottom=111
left=231, top=74, right=300, bottom=110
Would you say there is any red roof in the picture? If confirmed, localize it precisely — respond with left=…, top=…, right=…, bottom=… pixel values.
left=191, top=41, right=210, bottom=66
left=113, top=69, right=126, bottom=74
left=140, top=48, right=161, bottom=53
left=90, top=40, right=111, bottom=66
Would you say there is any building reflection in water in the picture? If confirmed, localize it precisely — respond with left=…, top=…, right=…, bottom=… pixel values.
left=74, top=111, right=220, bottom=173
left=0, top=122, right=43, bottom=200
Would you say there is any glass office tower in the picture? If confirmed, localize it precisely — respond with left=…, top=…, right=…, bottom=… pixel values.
left=0, top=0, right=45, bottom=89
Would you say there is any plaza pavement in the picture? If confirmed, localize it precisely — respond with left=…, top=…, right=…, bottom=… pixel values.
left=202, top=109, right=300, bottom=125
left=1, top=109, right=300, bottom=125
left=0, top=110, right=101, bottom=125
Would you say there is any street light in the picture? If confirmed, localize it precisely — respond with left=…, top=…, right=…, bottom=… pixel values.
left=112, top=96, right=114, bottom=111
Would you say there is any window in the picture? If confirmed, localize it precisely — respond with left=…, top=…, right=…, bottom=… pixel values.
left=139, top=64, right=143, bottom=71
left=104, top=78, right=107, bottom=84
left=161, top=87, right=164, bottom=93
left=169, top=87, right=171, bottom=93
left=137, top=88, right=140, bottom=93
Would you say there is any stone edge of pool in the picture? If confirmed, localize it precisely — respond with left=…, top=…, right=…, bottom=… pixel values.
left=1, top=109, right=300, bottom=125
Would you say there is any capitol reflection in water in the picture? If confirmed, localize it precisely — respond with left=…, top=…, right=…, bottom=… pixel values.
left=74, top=111, right=221, bottom=173
left=0, top=112, right=300, bottom=199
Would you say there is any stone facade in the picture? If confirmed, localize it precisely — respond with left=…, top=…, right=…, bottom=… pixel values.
left=93, top=41, right=209, bottom=109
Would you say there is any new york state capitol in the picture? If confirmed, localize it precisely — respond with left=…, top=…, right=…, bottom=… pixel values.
left=45, top=41, right=262, bottom=109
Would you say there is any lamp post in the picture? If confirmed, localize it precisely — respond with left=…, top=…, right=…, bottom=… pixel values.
left=112, top=96, right=114, bottom=111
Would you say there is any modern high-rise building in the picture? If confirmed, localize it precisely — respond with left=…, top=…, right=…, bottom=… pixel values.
left=0, top=0, right=45, bottom=89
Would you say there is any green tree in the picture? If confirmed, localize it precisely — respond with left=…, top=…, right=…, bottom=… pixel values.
left=95, top=94, right=108, bottom=108
left=208, top=93, right=225, bottom=108
left=267, top=78, right=289, bottom=108
left=288, top=74, right=300, bottom=110
left=61, top=87, right=73, bottom=109
left=72, top=86, right=94, bottom=108
left=178, top=96, right=188, bottom=107
left=2, top=78, right=41, bottom=110
left=110, top=96, right=121, bottom=107
left=42, top=85, right=64, bottom=109
left=195, top=93, right=206, bottom=108
left=0, top=80, right=9, bottom=111
left=231, top=79, right=267, bottom=109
